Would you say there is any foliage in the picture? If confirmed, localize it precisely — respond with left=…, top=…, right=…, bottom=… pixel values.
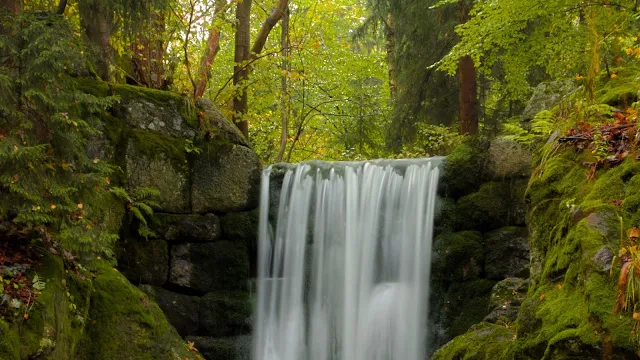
left=0, top=13, right=122, bottom=266
left=502, top=111, right=557, bottom=146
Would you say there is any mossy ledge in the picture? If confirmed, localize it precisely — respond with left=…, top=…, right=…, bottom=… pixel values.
left=433, top=142, right=640, bottom=359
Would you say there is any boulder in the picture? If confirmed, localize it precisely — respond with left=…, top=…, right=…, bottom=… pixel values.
left=118, top=238, right=169, bottom=286
left=192, top=144, right=262, bottom=213
left=125, top=136, right=190, bottom=213
left=198, top=292, right=251, bottom=337
left=220, top=210, right=260, bottom=273
left=455, top=181, right=527, bottom=231
left=75, top=263, right=199, bottom=360
left=488, top=139, right=532, bottom=179
left=591, top=247, right=614, bottom=274
left=153, top=213, right=221, bottom=243
left=139, top=285, right=201, bottom=337
left=115, top=97, right=197, bottom=138
left=440, top=140, right=492, bottom=199
left=484, top=227, right=530, bottom=280
left=169, top=241, right=249, bottom=293
left=521, top=80, right=577, bottom=123
left=484, top=277, right=528, bottom=324
left=433, top=231, right=484, bottom=282
left=195, top=98, right=248, bottom=146
left=186, top=335, right=252, bottom=360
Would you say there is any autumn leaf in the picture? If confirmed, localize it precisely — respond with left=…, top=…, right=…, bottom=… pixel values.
left=539, top=294, right=545, bottom=301
left=629, top=228, right=640, bottom=239
left=50, top=205, right=56, bottom=209
left=77, top=203, right=83, bottom=209
left=611, top=73, right=618, bottom=79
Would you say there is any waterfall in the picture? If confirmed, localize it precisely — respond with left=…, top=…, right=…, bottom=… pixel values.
left=253, top=159, right=442, bottom=360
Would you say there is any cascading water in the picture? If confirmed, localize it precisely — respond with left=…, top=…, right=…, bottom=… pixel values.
left=253, top=158, right=442, bottom=360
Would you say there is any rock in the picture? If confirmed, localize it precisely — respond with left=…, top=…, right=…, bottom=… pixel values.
left=584, top=211, right=618, bottom=241
left=488, top=139, right=532, bottom=179
left=433, top=231, right=484, bottom=282
left=484, top=227, right=530, bottom=280
left=153, top=213, right=221, bottom=243
left=118, top=238, right=169, bottom=286
left=75, top=263, right=199, bottom=360
left=591, top=247, right=614, bottom=274
left=192, top=144, right=262, bottom=213
left=196, top=98, right=248, bottom=146
left=116, top=98, right=197, bottom=138
left=521, top=80, right=577, bottom=123
left=198, top=292, right=251, bottom=337
left=484, top=278, right=528, bottom=324
left=186, top=335, right=252, bottom=360
left=488, top=277, right=528, bottom=309
left=455, top=180, right=527, bottom=231
left=440, top=140, right=492, bottom=199
left=125, top=137, right=190, bottom=213
left=220, top=210, right=260, bottom=273
left=139, top=285, right=201, bottom=337
left=169, top=241, right=249, bottom=293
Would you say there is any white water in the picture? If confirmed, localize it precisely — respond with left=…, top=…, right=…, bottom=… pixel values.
left=253, top=159, right=442, bottom=360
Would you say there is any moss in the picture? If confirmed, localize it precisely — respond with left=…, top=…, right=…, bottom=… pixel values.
left=440, top=138, right=493, bottom=199
left=431, top=323, right=516, bottom=360
left=0, top=319, right=19, bottom=360
left=130, top=130, right=188, bottom=166
left=455, top=181, right=526, bottom=231
left=75, top=262, right=197, bottom=359
left=595, top=65, right=640, bottom=106
left=74, top=78, right=199, bottom=130
left=433, top=231, right=484, bottom=282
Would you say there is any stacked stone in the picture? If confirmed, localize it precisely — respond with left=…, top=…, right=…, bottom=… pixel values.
left=113, top=96, right=261, bottom=360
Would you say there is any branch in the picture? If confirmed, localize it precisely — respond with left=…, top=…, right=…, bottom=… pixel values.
left=250, top=0, right=289, bottom=56
left=55, top=0, right=67, bottom=14
left=194, top=0, right=228, bottom=99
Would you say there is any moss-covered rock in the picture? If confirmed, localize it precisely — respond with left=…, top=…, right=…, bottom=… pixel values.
left=432, top=322, right=516, bottom=360
left=117, top=238, right=169, bottom=286
left=75, top=263, right=197, bottom=360
left=433, top=231, right=484, bottom=282
left=455, top=181, right=527, bottom=232
left=220, top=210, right=260, bottom=274
left=191, top=144, right=262, bottom=213
left=169, top=241, right=249, bottom=293
left=125, top=135, right=190, bottom=214
left=139, top=284, right=201, bottom=337
left=153, top=213, right=222, bottom=243
left=440, top=139, right=493, bottom=199
left=198, top=292, right=251, bottom=337
left=196, top=98, right=248, bottom=147
left=484, top=227, right=530, bottom=280
left=186, top=335, right=252, bottom=360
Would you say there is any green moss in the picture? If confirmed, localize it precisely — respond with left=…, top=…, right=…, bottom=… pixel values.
left=455, top=181, right=526, bottom=231
left=433, top=231, right=484, bottom=282
left=130, top=130, right=188, bottom=167
left=74, top=78, right=199, bottom=129
left=0, top=319, right=19, bottom=360
left=441, top=138, right=492, bottom=199
left=595, top=65, right=640, bottom=106
left=75, top=262, right=197, bottom=360
left=432, top=323, right=516, bottom=360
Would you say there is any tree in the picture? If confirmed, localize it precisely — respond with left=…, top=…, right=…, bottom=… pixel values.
left=233, top=0, right=289, bottom=138
left=457, top=0, right=477, bottom=135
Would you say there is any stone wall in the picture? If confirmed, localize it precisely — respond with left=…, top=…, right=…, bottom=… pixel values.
left=104, top=87, right=262, bottom=360
left=429, top=138, right=532, bottom=353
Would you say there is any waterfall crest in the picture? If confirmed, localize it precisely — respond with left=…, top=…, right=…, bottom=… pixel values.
left=254, top=159, right=441, bottom=360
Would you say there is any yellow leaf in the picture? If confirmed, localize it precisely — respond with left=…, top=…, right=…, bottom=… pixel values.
left=556, top=283, right=563, bottom=290
left=23, top=313, right=29, bottom=320
left=629, top=227, right=640, bottom=239
left=77, top=203, right=83, bottom=209
left=576, top=74, right=584, bottom=80
left=105, top=177, right=111, bottom=184
left=634, top=312, right=640, bottom=321
left=539, top=294, right=545, bottom=301
left=51, top=205, right=56, bottom=209
left=92, top=158, right=99, bottom=164
left=611, top=73, right=618, bottom=79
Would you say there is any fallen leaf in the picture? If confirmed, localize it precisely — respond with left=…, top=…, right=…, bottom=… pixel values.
left=77, top=203, right=83, bottom=209
left=50, top=205, right=56, bottom=209
left=540, top=294, right=545, bottom=301
left=629, top=227, right=640, bottom=239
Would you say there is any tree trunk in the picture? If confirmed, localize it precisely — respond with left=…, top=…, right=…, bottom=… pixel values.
left=233, top=0, right=290, bottom=138
left=195, top=0, right=226, bottom=99
left=130, top=12, right=166, bottom=89
left=232, top=0, right=252, bottom=138
left=458, top=1, right=478, bottom=135
left=275, top=6, right=289, bottom=162
left=386, top=13, right=397, bottom=101
left=79, top=2, right=114, bottom=82
left=0, top=0, right=20, bottom=14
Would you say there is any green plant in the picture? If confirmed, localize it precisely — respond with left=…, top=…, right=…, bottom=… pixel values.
left=112, top=187, right=160, bottom=239
left=0, top=13, right=121, bottom=266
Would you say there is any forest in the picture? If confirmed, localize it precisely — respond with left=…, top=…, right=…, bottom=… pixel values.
left=4, top=0, right=640, bottom=359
